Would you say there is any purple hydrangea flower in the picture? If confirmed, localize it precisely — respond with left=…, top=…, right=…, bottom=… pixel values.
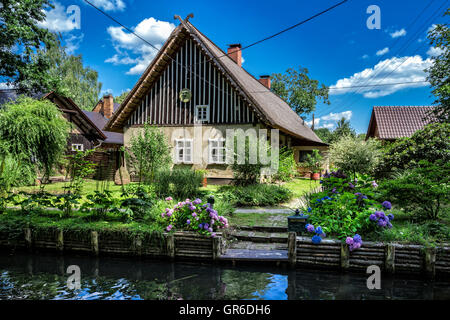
left=382, top=201, right=392, bottom=210
left=378, top=219, right=387, bottom=227
left=306, top=224, right=315, bottom=233
left=388, top=213, right=394, bottom=221
left=353, top=234, right=362, bottom=243
left=371, top=181, right=378, bottom=188
left=186, top=219, right=191, bottom=225
left=346, top=237, right=354, bottom=245
left=369, top=214, right=377, bottom=221
left=166, top=225, right=173, bottom=232
left=348, top=182, right=355, bottom=189
left=193, top=198, right=202, bottom=205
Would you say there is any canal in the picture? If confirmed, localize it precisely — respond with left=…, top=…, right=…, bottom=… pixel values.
left=1, top=252, right=449, bottom=300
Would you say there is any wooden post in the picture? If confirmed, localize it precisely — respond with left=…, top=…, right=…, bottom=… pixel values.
left=385, top=244, right=395, bottom=274
left=24, top=228, right=32, bottom=251
left=167, top=234, right=175, bottom=259
left=341, top=243, right=350, bottom=270
left=212, top=236, right=220, bottom=261
left=56, top=229, right=64, bottom=253
left=288, top=232, right=297, bottom=268
left=91, top=231, right=99, bottom=256
left=134, top=236, right=142, bottom=257
left=424, top=247, right=436, bottom=279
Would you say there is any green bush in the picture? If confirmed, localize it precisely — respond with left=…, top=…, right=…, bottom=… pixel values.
left=154, top=169, right=204, bottom=200
left=219, top=184, right=293, bottom=207
left=329, top=135, right=382, bottom=179
left=378, top=160, right=450, bottom=220
left=375, top=123, right=450, bottom=178
left=273, top=147, right=297, bottom=181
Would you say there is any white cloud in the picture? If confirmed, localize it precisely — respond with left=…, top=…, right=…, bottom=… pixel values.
left=306, top=111, right=352, bottom=130
left=390, top=28, right=406, bottom=38
left=361, top=54, right=369, bottom=59
left=321, top=110, right=353, bottom=121
left=376, top=47, right=389, bottom=56
left=330, top=55, right=432, bottom=98
left=106, top=17, right=176, bottom=75
left=88, top=0, right=126, bottom=12
left=38, top=2, right=79, bottom=32
left=427, top=46, right=445, bottom=57
left=65, top=34, right=84, bottom=54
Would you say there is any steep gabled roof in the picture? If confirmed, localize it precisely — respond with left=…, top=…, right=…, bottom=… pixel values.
left=105, top=20, right=324, bottom=145
left=366, top=106, right=437, bottom=140
left=83, top=111, right=123, bottom=145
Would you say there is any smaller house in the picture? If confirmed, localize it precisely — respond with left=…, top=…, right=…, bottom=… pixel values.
left=0, top=89, right=124, bottom=181
left=366, top=106, right=437, bottom=141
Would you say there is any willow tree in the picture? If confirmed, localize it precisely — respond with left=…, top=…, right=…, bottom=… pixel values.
left=0, top=97, right=70, bottom=181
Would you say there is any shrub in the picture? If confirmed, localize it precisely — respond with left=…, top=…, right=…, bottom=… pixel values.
left=374, top=123, right=450, bottom=178
left=121, top=186, right=155, bottom=222
left=300, top=149, right=324, bottom=174
left=218, top=184, right=293, bottom=207
left=273, top=147, right=297, bottom=181
left=154, top=169, right=204, bottom=200
left=126, top=124, right=171, bottom=184
left=161, top=197, right=229, bottom=236
left=378, top=160, right=449, bottom=220
left=329, top=135, right=382, bottom=179
left=80, top=190, right=123, bottom=221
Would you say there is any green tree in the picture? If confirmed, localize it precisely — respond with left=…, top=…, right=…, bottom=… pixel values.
left=0, top=96, right=70, bottom=181
left=38, top=42, right=103, bottom=110
left=271, top=66, right=330, bottom=117
left=314, top=128, right=333, bottom=144
left=0, top=0, right=57, bottom=93
left=426, top=9, right=449, bottom=122
left=330, top=117, right=356, bottom=143
left=126, top=124, right=172, bottom=184
left=114, top=91, right=130, bottom=105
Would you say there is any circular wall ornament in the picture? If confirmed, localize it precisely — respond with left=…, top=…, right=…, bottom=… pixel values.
left=179, top=88, right=192, bottom=103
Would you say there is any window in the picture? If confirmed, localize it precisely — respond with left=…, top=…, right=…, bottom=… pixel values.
left=209, top=138, right=226, bottom=164
left=71, top=144, right=84, bottom=152
left=298, top=150, right=313, bottom=162
left=175, top=139, right=193, bottom=163
left=195, top=105, right=209, bottom=123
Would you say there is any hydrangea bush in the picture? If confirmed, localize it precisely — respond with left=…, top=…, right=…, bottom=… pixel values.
left=306, top=224, right=326, bottom=244
left=161, top=197, right=229, bottom=237
left=306, top=171, right=394, bottom=243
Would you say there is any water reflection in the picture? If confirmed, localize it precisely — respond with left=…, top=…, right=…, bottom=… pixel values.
left=0, top=252, right=449, bottom=300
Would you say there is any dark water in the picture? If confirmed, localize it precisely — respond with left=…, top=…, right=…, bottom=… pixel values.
left=0, top=252, right=449, bottom=300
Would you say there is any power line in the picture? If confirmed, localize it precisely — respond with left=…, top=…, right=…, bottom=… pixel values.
left=188, top=0, right=349, bottom=67
left=315, top=0, right=448, bottom=119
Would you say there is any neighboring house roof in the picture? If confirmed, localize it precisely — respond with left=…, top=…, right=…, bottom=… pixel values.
left=105, top=20, right=325, bottom=145
left=83, top=111, right=123, bottom=145
left=366, top=106, right=437, bottom=140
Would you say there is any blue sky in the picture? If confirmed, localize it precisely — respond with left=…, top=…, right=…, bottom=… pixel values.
left=37, top=0, right=448, bottom=133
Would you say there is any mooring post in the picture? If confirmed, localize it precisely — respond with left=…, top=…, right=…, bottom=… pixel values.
left=24, top=228, right=32, bottom=251
left=288, top=232, right=297, bottom=268
left=212, top=236, right=220, bottom=261
left=91, top=231, right=99, bottom=256
left=341, top=243, right=350, bottom=270
left=385, top=244, right=395, bottom=274
left=134, top=235, right=142, bottom=257
left=56, top=229, right=64, bottom=253
left=424, top=247, right=436, bottom=279
left=167, top=234, right=175, bottom=259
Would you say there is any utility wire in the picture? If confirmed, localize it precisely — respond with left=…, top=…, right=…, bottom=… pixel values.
left=315, top=0, right=447, bottom=119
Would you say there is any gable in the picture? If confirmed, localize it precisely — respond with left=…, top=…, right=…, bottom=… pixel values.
left=127, top=35, right=257, bottom=127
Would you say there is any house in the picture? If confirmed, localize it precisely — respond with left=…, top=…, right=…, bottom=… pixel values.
left=366, top=106, right=437, bottom=141
left=0, top=89, right=123, bottom=180
left=105, top=16, right=327, bottom=183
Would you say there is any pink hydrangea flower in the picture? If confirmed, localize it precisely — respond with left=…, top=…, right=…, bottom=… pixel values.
left=166, top=225, right=173, bottom=232
left=165, top=197, right=173, bottom=201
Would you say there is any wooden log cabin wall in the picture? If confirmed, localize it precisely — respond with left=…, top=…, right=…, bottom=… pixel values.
left=127, top=37, right=257, bottom=127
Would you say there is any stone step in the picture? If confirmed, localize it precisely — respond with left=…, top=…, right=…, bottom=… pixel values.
left=219, top=248, right=289, bottom=261
left=227, top=241, right=287, bottom=251
left=236, top=225, right=288, bottom=233
left=230, top=230, right=288, bottom=243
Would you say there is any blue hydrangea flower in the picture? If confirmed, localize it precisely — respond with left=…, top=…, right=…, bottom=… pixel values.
left=369, top=214, right=377, bottom=221
left=315, top=226, right=323, bottom=235
left=307, top=207, right=312, bottom=213
left=353, top=234, right=362, bottom=243
left=388, top=213, right=394, bottom=221
left=312, top=235, right=322, bottom=244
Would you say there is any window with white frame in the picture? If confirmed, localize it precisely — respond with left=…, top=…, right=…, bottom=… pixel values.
left=71, top=144, right=84, bottom=152
left=195, top=105, right=209, bottom=123
left=175, top=139, right=193, bottom=163
left=209, top=138, right=226, bottom=164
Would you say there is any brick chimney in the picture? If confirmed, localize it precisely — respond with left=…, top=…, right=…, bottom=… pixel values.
left=227, top=44, right=242, bottom=67
left=102, top=94, right=114, bottom=119
left=259, top=75, right=271, bottom=89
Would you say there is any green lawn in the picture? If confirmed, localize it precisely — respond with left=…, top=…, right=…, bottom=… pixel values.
left=282, top=178, right=320, bottom=198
